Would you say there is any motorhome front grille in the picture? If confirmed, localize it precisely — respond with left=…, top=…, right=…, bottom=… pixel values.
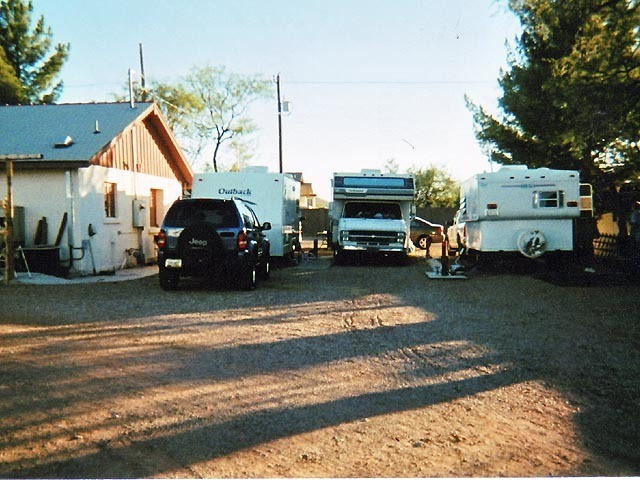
left=347, top=230, right=398, bottom=245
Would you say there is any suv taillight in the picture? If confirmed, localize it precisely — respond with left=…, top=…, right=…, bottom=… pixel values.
left=156, top=230, right=167, bottom=248
left=237, top=230, right=249, bottom=250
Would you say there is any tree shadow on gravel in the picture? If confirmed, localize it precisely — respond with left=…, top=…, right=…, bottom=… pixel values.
left=448, top=256, right=640, bottom=472
left=1, top=254, right=639, bottom=476
left=459, top=253, right=640, bottom=288
left=2, top=318, right=525, bottom=478
left=7, top=371, right=523, bottom=479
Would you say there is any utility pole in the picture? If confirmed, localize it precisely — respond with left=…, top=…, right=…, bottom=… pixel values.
left=128, top=68, right=136, bottom=108
left=139, top=43, right=147, bottom=102
left=276, top=74, right=283, bottom=174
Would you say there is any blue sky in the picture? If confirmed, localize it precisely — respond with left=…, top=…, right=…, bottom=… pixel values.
left=34, top=0, right=521, bottom=199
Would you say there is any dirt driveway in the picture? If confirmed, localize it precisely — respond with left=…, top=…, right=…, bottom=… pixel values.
left=1, top=251, right=639, bottom=477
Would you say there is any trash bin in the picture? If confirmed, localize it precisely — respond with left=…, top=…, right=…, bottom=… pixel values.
left=21, top=246, right=61, bottom=276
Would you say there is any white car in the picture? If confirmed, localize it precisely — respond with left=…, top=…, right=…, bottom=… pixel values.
left=446, top=209, right=467, bottom=255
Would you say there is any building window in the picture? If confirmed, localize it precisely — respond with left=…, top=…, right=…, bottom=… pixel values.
left=104, top=182, right=117, bottom=218
left=149, top=189, right=163, bottom=227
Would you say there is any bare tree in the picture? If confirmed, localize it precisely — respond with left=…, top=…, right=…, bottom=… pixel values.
left=185, top=65, right=272, bottom=172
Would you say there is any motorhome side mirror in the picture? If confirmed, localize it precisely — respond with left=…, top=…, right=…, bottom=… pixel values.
left=261, top=222, right=272, bottom=231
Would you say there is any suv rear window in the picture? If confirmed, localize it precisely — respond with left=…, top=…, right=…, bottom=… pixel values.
left=164, top=200, right=240, bottom=228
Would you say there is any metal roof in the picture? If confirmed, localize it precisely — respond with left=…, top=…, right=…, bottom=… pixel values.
left=0, top=102, right=155, bottom=164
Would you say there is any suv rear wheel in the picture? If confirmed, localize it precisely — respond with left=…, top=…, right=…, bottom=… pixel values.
left=238, top=263, right=257, bottom=290
left=159, top=266, right=179, bottom=290
left=258, top=254, right=271, bottom=280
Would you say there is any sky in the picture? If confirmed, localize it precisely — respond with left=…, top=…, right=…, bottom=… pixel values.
left=33, top=0, right=522, bottom=200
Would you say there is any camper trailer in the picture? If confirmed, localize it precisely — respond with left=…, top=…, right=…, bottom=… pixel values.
left=329, top=170, right=415, bottom=262
left=191, top=167, right=301, bottom=258
left=447, top=166, right=592, bottom=259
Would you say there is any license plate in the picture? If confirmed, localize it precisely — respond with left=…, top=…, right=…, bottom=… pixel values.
left=165, top=258, right=182, bottom=268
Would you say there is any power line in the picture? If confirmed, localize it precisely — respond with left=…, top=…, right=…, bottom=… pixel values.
left=63, top=78, right=497, bottom=89
left=284, top=79, right=497, bottom=86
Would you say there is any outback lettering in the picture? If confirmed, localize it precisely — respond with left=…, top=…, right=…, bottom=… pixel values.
left=219, top=188, right=252, bottom=196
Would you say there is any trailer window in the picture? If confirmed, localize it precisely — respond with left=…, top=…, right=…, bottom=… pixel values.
left=533, top=190, right=564, bottom=208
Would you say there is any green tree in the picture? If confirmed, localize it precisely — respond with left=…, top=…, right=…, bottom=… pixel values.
left=383, top=158, right=401, bottom=174
left=467, top=0, right=640, bottom=188
left=227, top=139, right=256, bottom=172
left=149, top=81, right=201, bottom=135
left=0, top=0, right=69, bottom=104
left=0, top=46, right=21, bottom=103
left=410, top=165, right=459, bottom=208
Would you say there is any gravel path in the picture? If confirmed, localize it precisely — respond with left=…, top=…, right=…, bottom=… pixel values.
left=1, top=252, right=639, bottom=477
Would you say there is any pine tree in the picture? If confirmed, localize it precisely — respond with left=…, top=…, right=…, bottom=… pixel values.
left=0, top=0, right=69, bottom=104
left=467, top=0, right=640, bottom=187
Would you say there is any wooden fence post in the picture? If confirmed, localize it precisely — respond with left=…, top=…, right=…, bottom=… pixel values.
left=4, top=159, right=14, bottom=285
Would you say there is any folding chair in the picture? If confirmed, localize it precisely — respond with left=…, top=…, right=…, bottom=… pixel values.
left=0, top=244, right=32, bottom=279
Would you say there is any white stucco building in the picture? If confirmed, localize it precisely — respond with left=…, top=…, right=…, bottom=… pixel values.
left=0, top=102, right=193, bottom=277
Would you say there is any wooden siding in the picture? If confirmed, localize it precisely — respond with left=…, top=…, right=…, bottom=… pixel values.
left=91, top=120, right=181, bottom=181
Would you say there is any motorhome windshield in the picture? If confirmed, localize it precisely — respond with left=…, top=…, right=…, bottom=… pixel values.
left=336, top=176, right=412, bottom=189
left=343, top=202, right=402, bottom=219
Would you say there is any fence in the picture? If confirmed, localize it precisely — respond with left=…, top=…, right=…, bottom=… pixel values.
left=593, top=233, right=639, bottom=263
left=593, top=234, right=620, bottom=260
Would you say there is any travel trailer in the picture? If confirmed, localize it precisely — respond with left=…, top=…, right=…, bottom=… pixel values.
left=447, top=166, right=592, bottom=259
left=329, top=169, right=415, bottom=262
left=191, top=167, right=301, bottom=258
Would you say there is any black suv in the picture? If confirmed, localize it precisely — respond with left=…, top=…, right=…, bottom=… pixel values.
left=155, top=198, right=271, bottom=290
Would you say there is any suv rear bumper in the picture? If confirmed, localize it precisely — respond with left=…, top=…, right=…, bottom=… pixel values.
left=158, top=250, right=254, bottom=277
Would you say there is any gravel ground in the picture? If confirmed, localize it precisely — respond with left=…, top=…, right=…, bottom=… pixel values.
left=1, top=249, right=639, bottom=477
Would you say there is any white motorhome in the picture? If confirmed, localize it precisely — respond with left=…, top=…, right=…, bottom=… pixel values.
left=329, top=170, right=415, bottom=261
left=447, top=165, right=592, bottom=259
left=191, top=167, right=301, bottom=258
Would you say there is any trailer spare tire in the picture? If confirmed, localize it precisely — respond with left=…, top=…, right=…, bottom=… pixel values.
left=177, top=223, right=224, bottom=269
left=517, top=230, right=547, bottom=259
